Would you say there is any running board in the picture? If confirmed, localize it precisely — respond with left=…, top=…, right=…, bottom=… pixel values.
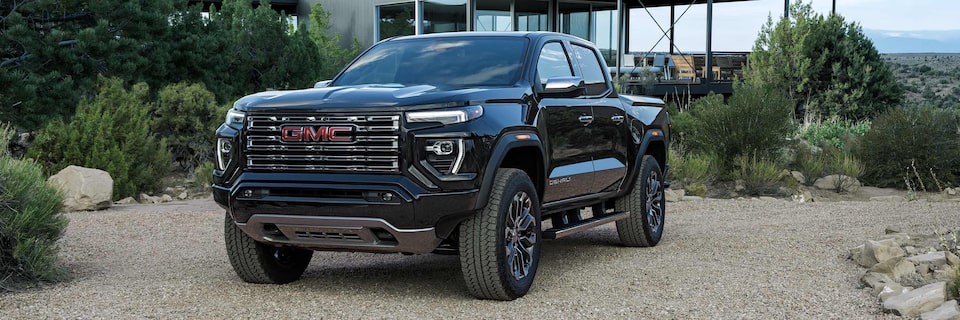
left=543, top=211, right=630, bottom=239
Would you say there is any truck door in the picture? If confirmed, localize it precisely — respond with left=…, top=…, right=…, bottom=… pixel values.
left=537, top=41, right=596, bottom=203
left=570, top=43, right=630, bottom=194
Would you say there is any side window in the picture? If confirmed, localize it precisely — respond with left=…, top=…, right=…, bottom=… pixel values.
left=536, top=42, right=573, bottom=88
left=572, top=44, right=610, bottom=95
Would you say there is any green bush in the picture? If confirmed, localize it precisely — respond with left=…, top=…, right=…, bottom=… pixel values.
left=733, top=153, right=785, bottom=196
left=798, top=119, right=871, bottom=150
left=792, top=142, right=824, bottom=185
left=824, top=149, right=865, bottom=193
left=856, top=107, right=960, bottom=188
left=194, top=162, right=215, bottom=192
left=665, top=102, right=694, bottom=144
left=669, top=147, right=719, bottom=186
left=686, top=83, right=794, bottom=170
left=0, top=156, right=68, bottom=288
left=154, top=82, right=223, bottom=171
left=28, top=77, right=171, bottom=200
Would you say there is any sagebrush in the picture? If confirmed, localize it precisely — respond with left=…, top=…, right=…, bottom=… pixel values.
left=686, top=83, right=794, bottom=171
left=856, top=107, right=960, bottom=189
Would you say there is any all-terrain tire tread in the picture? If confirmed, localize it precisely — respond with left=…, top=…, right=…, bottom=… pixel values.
left=224, top=214, right=311, bottom=284
left=460, top=168, right=530, bottom=301
left=616, top=155, right=662, bottom=247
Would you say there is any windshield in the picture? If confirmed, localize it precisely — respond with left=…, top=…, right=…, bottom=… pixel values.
left=333, top=37, right=528, bottom=87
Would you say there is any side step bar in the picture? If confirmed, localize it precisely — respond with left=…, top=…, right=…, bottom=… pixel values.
left=543, top=211, right=630, bottom=239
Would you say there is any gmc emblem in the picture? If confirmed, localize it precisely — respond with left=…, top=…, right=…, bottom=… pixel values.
left=281, top=126, right=354, bottom=142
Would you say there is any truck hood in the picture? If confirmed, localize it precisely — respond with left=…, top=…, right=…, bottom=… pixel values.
left=233, top=84, right=531, bottom=113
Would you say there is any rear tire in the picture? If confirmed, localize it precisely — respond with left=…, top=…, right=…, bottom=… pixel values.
left=459, top=168, right=542, bottom=300
left=224, top=213, right=313, bottom=284
left=615, top=155, right=665, bottom=247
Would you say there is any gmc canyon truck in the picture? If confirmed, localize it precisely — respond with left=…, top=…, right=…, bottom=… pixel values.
left=213, top=32, right=670, bottom=301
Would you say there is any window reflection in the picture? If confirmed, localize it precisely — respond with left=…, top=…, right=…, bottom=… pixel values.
left=423, top=0, right=467, bottom=34
left=377, top=2, right=415, bottom=40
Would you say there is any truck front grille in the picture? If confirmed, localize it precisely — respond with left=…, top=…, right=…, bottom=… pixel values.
left=244, top=114, right=401, bottom=173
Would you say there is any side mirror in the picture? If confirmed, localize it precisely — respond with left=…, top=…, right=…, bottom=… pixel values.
left=314, top=80, right=332, bottom=88
left=542, top=76, right=585, bottom=98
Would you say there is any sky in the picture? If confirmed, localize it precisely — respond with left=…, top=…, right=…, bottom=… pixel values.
left=627, top=0, right=960, bottom=52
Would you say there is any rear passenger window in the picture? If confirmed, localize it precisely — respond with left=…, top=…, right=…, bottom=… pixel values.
left=537, top=42, right=573, bottom=88
left=572, top=44, right=610, bottom=95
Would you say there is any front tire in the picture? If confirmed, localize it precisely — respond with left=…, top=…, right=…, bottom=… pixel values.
left=459, top=168, right=542, bottom=300
left=224, top=213, right=313, bottom=284
left=615, top=155, right=665, bottom=247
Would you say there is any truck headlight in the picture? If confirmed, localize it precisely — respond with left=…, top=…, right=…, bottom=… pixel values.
left=406, top=105, right=483, bottom=125
left=216, top=138, right=233, bottom=170
left=224, top=109, right=245, bottom=128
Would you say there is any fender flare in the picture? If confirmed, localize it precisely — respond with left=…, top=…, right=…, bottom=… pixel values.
left=621, top=129, right=666, bottom=195
left=474, top=131, right=546, bottom=210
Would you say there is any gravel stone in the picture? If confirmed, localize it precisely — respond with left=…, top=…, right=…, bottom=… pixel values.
left=2, top=199, right=958, bottom=318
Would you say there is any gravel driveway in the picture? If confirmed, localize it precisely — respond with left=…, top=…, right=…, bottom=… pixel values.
left=2, top=198, right=958, bottom=319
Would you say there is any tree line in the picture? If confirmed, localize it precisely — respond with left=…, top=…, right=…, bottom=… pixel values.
left=1, top=0, right=360, bottom=131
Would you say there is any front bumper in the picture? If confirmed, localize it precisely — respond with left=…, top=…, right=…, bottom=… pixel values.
left=214, top=172, right=480, bottom=253
left=237, top=215, right=441, bottom=254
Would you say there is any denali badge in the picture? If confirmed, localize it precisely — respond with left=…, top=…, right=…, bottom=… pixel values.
left=280, top=126, right=354, bottom=142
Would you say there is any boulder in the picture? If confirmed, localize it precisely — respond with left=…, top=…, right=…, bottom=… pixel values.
left=869, top=257, right=917, bottom=282
left=140, top=193, right=161, bottom=204
left=861, top=272, right=896, bottom=289
left=946, top=188, right=957, bottom=196
left=160, top=194, right=174, bottom=203
left=47, top=165, right=113, bottom=211
left=792, top=190, right=814, bottom=203
left=908, top=252, right=951, bottom=269
left=665, top=189, right=682, bottom=202
left=813, top=174, right=862, bottom=192
left=879, top=283, right=911, bottom=302
left=920, top=300, right=960, bottom=320
left=885, top=226, right=903, bottom=234
left=883, top=281, right=947, bottom=317
left=790, top=171, right=806, bottom=185
left=855, top=239, right=906, bottom=268
left=114, top=197, right=137, bottom=205
left=946, top=252, right=960, bottom=266
left=177, top=191, right=188, bottom=200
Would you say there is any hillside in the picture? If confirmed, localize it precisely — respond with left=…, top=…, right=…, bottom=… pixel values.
left=883, top=53, right=960, bottom=108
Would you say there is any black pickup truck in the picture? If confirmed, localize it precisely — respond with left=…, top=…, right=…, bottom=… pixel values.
left=213, top=32, right=670, bottom=300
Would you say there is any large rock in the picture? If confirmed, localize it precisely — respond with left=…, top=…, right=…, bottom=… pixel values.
left=879, top=283, right=911, bottom=302
left=813, top=174, right=862, bottom=192
left=920, top=300, right=960, bottom=320
left=854, top=239, right=906, bottom=268
left=908, top=252, right=951, bottom=269
left=790, top=171, right=806, bottom=185
left=47, top=165, right=113, bottom=211
left=861, top=272, right=896, bottom=289
left=665, top=189, right=683, bottom=202
left=869, top=256, right=917, bottom=282
left=883, top=281, right=947, bottom=317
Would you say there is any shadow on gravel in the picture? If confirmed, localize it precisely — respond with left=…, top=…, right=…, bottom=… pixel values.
left=258, top=227, right=636, bottom=299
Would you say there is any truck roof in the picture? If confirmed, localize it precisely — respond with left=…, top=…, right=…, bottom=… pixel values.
left=386, top=31, right=583, bottom=43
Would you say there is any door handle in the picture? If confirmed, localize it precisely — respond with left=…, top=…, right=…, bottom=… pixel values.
left=578, top=115, right=594, bottom=125
left=611, top=115, right=625, bottom=124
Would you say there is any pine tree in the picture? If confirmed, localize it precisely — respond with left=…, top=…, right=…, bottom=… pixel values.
left=745, top=1, right=902, bottom=121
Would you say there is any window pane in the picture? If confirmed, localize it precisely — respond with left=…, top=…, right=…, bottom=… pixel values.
left=559, top=2, right=590, bottom=40
left=378, top=3, right=415, bottom=41
left=334, top=38, right=528, bottom=87
left=591, top=6, right=619, bottom=67
left=516, top=0, right=549, bottom=32
left=573, top=44, right=609, bottom=95
left=476, top=0, right=511, bottom=31
left=423, top=0, right=467, bottom=34
left=537, top=42, right=573, bottom=86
